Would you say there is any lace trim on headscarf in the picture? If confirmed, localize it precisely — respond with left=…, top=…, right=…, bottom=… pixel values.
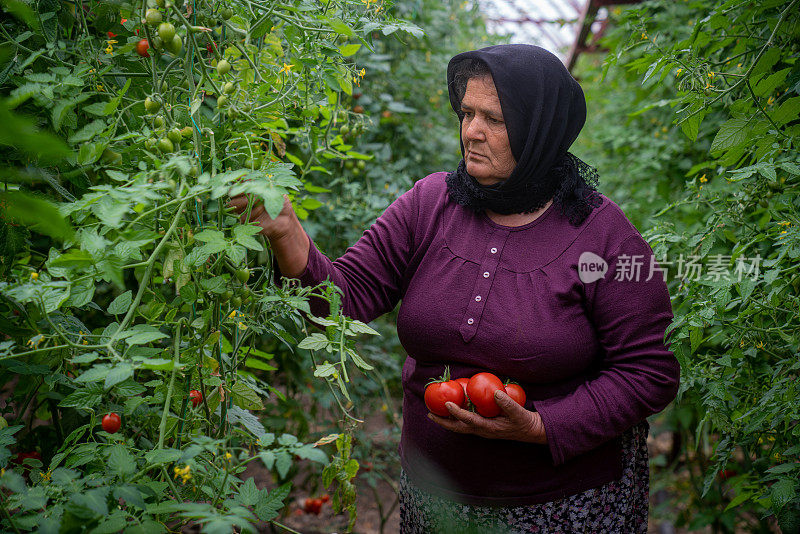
left=445, top=152, right=603, bottom=227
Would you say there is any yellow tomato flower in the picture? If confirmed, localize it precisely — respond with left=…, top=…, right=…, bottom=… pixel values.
left=278, top=62, right=294, bottom=74
left=358, top=68, right=366, bottom=78
left=237, top=321, right=247, bottom=330
left=676, top=68, right=682, bottom=76
left=228, top=310, right=237, bottom=319
left=30, top=272, right=39, bottom=280
left=767, top=97, right=775, bottom=106
left=699, top=174, right=708, bottom=183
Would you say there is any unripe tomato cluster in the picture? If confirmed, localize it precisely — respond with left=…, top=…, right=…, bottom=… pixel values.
left=424, top=370, right=526, bottom=418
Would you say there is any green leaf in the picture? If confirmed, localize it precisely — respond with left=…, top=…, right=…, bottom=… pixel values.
left=771, top=96, right=800, bottom=126
left=69, top=486, right=110, bottom=517
left=105, top=363, right=133, bottom=389
left=275, top=450, right=292, bottom=478
left=230, top=381, right=264, bottom=410
left=233, top=225, right=264, bottom=251
left=294, top=444, right=328, bottom=465
left=59, top=386, right=102, bottom=409
left=770, top=478, right=796, bottom=509
left=144, top=448, right=181, bottom=466
left=0, top=191, right=73, bottom=240
left=753, top=68, right=790, bottom=97
left=68, top=119, right=106, bottom=144
left=235, top=477, right=260, bottom=507
left=255, top=483, right=291, bottom=522
left=0, top=100, right=69, bottom=162
left=325, top=16, right=354, bottom=37
left=107, top=445, right=136, bottom=477
left=108, top=290, right=132, bottom=315
left=710, top=118, right=750, bottom=154
left=299, top=333, right=329, bottom=350
left=338, top=43, right=361, bottom=57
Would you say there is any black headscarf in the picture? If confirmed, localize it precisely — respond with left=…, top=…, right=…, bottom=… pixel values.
left=445, top=44, right=601, bottom=224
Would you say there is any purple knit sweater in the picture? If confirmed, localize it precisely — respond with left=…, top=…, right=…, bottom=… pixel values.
left=275, top=171, right=680, bottom=506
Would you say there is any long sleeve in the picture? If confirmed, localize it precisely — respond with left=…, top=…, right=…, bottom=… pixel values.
left=534, top=233, right=681, bottom=466
left=273, top=184, right=418, bottom=324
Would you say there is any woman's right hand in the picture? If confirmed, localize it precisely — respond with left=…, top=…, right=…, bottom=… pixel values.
left=227, top=193, right=311, bottom=279
left=226, top=193, right=295, bottom=241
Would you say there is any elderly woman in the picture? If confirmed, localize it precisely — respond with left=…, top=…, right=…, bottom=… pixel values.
left=230, top=44, right=680, bottom=533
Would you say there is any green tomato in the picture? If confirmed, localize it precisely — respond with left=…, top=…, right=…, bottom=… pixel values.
left=235, top=268, right=250, bottom=283
left=167, top=128, right=182, bottom=144
left=223, top=81, right=236, bottom=94
left=144, top=138, right=158, bottom=152
left=221, top=290, right=233, bottom=302
left=344, top=160, right=354, bottom=170
left=101, top=148, right=122, bottom=165
left=339, top=125, right=350, bottom=136
left=167, top=34, right=182, bottom=55
left=181, top=126, right=194, bottom=138
left=153, top=115, right=165, bottom=129
left=145, top=8, right=162, bottom=26
left=231, top=296, right=242, bottom=308
left=356, top=160, right=365, bottom=170
left=189, top=165, right=199, bottom=177
left=217, top=94, right=228, bottom=108
left=158, top=22, right=175, bottom=43
left=158, top=138, right=174, bottom=153
left=216, top=59, right=231, bottom=76
left=220, top=7, right=233, bottom=20
left=144, top=97, right=161, bottom=113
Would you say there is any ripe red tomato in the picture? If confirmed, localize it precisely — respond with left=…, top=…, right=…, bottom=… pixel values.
left=321, top=494, right=330, bottom=503
left=135, top=39, right=150, bottom=58
left=189, top=389, right=203, bottom=408
left=504, top=383, right=526, bottom=407
left=102, top=413, right=121, bottom=433
left=303, top=497, right=322, bottom=514
left=455, top=377, right=469, bottom=397
left=424, top=379, right=466, bottom=417
left=466, top=372, right=504, bottom=417
left=718, top=468, right=737, bottom=481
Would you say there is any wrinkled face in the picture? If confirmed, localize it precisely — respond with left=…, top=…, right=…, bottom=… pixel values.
left=460, top=75, right=517, bottom=185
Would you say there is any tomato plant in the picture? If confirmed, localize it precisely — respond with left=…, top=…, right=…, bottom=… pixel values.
left=0, top=0, right=424, bottom=531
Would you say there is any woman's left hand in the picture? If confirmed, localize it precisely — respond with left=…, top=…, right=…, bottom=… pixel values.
left=428, top=390, right=548, bottom=444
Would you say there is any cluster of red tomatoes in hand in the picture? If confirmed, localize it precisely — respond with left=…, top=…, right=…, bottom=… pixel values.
left=424, top=369, right=526, bottom=418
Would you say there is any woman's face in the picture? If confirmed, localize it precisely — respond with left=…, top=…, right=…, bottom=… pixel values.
left=460, top=75, right=517, bottom=185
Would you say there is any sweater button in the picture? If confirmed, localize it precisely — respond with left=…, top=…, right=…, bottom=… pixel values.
left=483, top=271, right=490, bottom=278
left=467, top=318, right=474, bottom=325
left=475, top=295, right=481, bottom=302
left=490, top=247, right=497, bottom=254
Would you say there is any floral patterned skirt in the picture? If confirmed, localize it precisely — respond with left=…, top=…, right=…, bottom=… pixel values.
left=399, top=420, right=649, bottom=534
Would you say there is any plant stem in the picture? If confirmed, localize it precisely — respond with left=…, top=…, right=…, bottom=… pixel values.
left=109, top=193, right=189, bottom=344
left=157, top=320, right=184, bottom=450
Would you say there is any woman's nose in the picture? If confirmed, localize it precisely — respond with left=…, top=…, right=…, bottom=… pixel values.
left=464, top=118, right=484, bottom=141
